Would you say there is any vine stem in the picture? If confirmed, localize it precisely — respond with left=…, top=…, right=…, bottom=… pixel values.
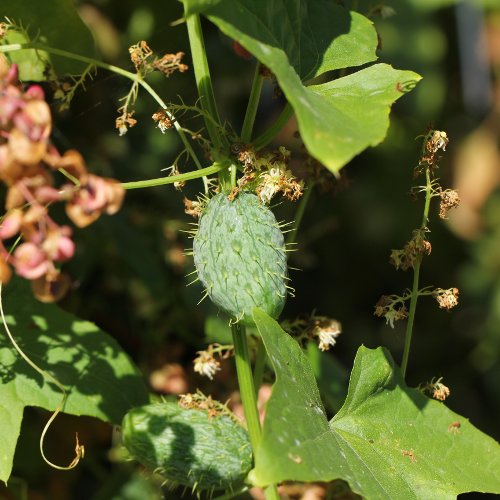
left=252, top=103, right=293, bottom=151
left=120, top=161, right=229, bottom=190
left=184, top=13, right=230, bottom=191
left=184, top=14, right=224, bottom=149
left=401, top=166, right=432, bottom=377
left=240, top=63, right=263, bottom=143
left=231, top=323, right=280, bottom=500
left=0, top=42, right=208, bottom=189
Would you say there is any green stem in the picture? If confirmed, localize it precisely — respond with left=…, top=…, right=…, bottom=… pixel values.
left=120, top=161, right=228, bottom=190
left=252, top=103, right=293, bottom=151
left=185, top=14, right=225, bottom=150
left=401, top=167, right=432, bottom=377
left=231, top=323, right=262, bottom=449
left=0, top=42, right=208, bottom=188
left=231, top=324, right=280, bottom=500
left=241, top=63, right=264, bottom=143
left=287, top=181, right=314, bottom=245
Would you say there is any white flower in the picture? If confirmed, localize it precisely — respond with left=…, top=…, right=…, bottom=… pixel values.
left=257, top=167, right=283, bottom=204
left=315, top=320, right=342, bottom=351
left=193, top=352, right=221, bottom=380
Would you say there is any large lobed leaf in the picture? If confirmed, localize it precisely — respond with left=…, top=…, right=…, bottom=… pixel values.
left=1, top=0, right=97, bottom=80
left=251, top=308, right=500, bottom=498
left=0, top=278, right=149, bottom=483
left=181, top=0, right=420, bottom=174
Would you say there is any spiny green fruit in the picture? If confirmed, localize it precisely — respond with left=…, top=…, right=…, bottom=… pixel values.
left=193, top=192, right=288, bottom=325
left=122, top=403, right=252, bottom=492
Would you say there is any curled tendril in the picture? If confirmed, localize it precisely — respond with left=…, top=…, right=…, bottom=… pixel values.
left=0, top=281, right=84, bottom=471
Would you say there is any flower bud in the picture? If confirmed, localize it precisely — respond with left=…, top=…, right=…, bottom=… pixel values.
left=13, top=242, right=49, bottom=279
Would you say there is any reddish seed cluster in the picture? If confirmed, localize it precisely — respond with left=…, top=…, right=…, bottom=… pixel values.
left=0, top=55, right=125, bottom=301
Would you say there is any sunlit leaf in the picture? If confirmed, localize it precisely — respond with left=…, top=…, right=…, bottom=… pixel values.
left=252, top=308, right=500, bottom=498
left=0, top=278, right=149, bottom=483
left=181, top=0, right=419, bottom=173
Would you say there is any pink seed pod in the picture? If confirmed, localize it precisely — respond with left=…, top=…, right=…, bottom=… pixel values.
left=0, top=210, right=22, bottom=239
left=13, top=242, right=50, bottom=279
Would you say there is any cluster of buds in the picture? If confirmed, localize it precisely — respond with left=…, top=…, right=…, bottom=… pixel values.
left=432, top=287, right=459, bottom=311
left=416, top=129, right=449, bottom=174
left=439, top=188, right=460, bottom=219
left=117, top=42, right=188, bottom=136
left=193, top=343, right=233, bottom=380
left=178, top=389, right=233, bottom=419
left=0, top=56, right=124, bottom=301
left=390, top=228, right=431, bottom=271
left=130, top=41, right=188, bottom=76
left=421, top=377, right=451, bottom=401
left=152, top=110, right=174, bottom=134
left=183, top=196, right=204, bottom=219
left=374, top=295, right=408, bottom=328
left=230, top=145, right=303, bottom=204
left=283, top=313, right=342, bottom=352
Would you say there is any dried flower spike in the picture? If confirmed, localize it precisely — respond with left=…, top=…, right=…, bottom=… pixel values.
left=153, top=52, right=188, bottom=77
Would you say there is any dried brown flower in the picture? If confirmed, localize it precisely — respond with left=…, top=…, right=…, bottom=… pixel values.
left=433, top=287, right=459, bottom=310
left=128, top=41, right=153, bottom=70
left=439, top=189, right=460, bottom=219
left=153, top=52, right=188, bottom=77
left=152, top=110, right=173, bottom=133
left=115, top=111, right=137, bottom=136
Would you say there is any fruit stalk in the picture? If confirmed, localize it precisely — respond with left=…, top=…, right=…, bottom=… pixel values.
left=231, top=323, right=280, bottom=500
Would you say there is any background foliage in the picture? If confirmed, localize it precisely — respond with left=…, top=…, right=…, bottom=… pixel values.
left=1, top=0, right=500, bottom=498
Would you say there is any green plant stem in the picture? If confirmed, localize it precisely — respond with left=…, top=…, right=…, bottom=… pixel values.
left=241, top=63, right=263, bottom=143
left=185, top=14, right=225, bottom=149
left=0, top=42, right=210, bottom=191
left=287, top=181, right=314, bottom=245
left=184, top=13, right=231, bottom=191
left=231, top=323, right=262, bottom=448
left=252, top=103, right=293, bottom=151
left=231, top=324, right=280, bottom=500
left=120, top=161, right=229, bottom=190
left=401, top=167, right=432, bottom=378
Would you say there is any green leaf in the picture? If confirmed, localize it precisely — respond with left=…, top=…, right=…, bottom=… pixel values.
left=182, top=0, right=377, bottom=79
left=2, top=31, right=49, bottom=81
left=181, top=0, right=420, bottom=173
left=295, top=64, right=421, bottom=173
left=1, top=0, right=97, bottom=79
left=0, top=278, right=149, bottom=483
left=251, top=308, right=500, bottom=498
left=305, top=342, right=348, bottom=414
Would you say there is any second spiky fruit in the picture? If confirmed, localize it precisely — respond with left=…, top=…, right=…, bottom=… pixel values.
left=193, top=192, right=287, bottom=325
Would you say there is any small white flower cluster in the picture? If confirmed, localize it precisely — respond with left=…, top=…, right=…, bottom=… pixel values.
left=193, top=351, right=221, bottom=380
left=258, top=166, right=284, bottom=204
left=313, top=319, right=342, bottom=351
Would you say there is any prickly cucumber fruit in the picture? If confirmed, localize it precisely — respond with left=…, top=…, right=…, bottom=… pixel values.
left=122, top=403, right=252, bottom=491
left=193, top=192, right=287, bottom=324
